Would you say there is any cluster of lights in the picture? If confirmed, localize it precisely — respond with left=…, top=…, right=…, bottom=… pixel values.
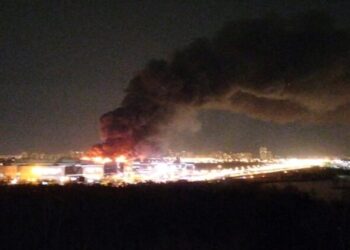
left=124, top=158, right=330, bottom=184
left=81, top=155, right=127, bottom=164
left=0, top=157, right=332, bottom=186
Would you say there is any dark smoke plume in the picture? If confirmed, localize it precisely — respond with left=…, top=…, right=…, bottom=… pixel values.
left=90, top=11, right=350, bottom=157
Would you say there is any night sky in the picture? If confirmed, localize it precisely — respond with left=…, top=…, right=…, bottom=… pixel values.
left=1, top=1, right=350, bottom=156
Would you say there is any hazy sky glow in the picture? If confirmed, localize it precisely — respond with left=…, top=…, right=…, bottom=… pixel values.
left=1, top=1, right=350, bottom=156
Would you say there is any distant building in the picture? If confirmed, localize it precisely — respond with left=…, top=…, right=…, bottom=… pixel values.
left=176, top=151, right=195, bottom=158
left=70, top=151, right=85, bottom=159
left=0, top=154, right=22, bottom=160
left=259, top=147, right=273, bottom=161
left=231, top=152, right=253, bottom=161
left=166, top=150, right=256, bottom=163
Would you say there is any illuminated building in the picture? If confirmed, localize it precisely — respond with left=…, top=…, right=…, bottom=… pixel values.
left=259, top=147, right=273, bottom=161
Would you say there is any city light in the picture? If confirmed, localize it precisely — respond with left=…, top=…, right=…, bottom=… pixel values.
left=0, top=155, right=335, bottom=186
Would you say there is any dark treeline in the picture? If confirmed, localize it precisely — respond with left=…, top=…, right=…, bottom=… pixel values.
left=0, top=183, right=349, bottom=250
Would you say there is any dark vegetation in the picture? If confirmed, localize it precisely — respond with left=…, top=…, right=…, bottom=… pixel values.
left=243, top=167, right=350, bottom=183
left=0, top=181, right=349, bottom=250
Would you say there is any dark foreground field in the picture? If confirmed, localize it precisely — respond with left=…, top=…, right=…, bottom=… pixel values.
left=0, top=182, right=349, bottom=250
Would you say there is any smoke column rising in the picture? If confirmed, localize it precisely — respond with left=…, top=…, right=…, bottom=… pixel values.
left=90, top=11, right=350, bottom=157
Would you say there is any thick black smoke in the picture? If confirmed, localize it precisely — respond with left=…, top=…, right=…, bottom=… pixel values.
left=91, top=11, right=350, bottom=157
